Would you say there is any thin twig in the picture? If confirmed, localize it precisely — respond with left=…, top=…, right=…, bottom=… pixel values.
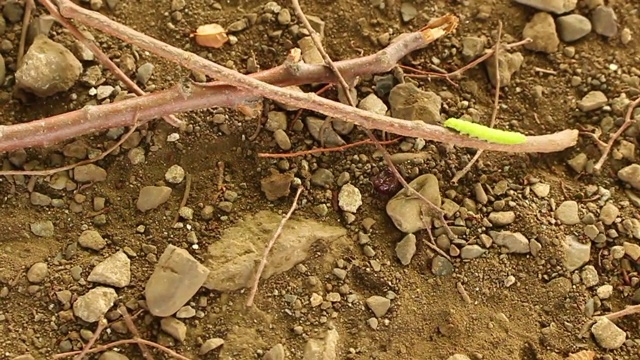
left=258, top=138, right=400, bottom=158
left=593, top=96, right=640, bottom=170
left=173, top=173, right=192, bottom=225
left=451, top=21, right=503, bottom=184
left=73, top=318, right=108, bottom=360
left=37, top=0, right=183, bottom=128
left=17, top=0, right=35, bottom=67
left=0, top=112, right=140, bottom=176
left=601, top=304, right=640, bottom=321
left=246, top=186, right=304, bottom=307
left=118, top=306, right=154, bottom=360
left=53, top=338, right=191, bottom=360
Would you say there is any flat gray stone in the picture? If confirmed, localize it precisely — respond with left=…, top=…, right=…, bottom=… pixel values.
left=556, top=14, right=592, bottom=42
left=491, top=231, right=530, bottom=253
left=74, top=164, right=107, bottom=182
left=523, top=12, right=560, bottom=53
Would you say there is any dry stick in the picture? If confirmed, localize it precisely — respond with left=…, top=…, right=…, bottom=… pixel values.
left=450, top=21, right=503, bottom=184
left=118, top=306, right=154, bottom=360
left=17, top=0, right=36, bottom=67
left=258, top=138, right=400, bottom=158
left=0, top=112, right=140, bottom=176
left=38, top=0, right=183, bottom=128
left=173, top=173, right=192, bottom=225
left=54, top=1, right=577, bottom=155
left=53, top=338, right=191, bottom=360
left=593, top=95, right=640, bottom=170
left=246, top=186, right=304, bottom=307
left=291, top=0, right=453, bottom=237
left=73, top=318, right=108, bottom=360
left=602, top=304, right=640, bottom=321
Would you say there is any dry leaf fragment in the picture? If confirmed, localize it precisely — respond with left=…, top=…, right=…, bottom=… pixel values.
left=566, top=350, right=595, bottom=360
left=192, top=24, right=228, bottom=48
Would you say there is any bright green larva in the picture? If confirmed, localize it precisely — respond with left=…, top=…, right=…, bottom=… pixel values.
left=443, top=118, right=527, bottom=145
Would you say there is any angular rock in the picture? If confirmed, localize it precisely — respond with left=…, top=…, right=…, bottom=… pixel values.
left=431, top=255, right=454, bottom=276
left=302, top=329, right=339, bottom=360
left=386, top=174, right=441, bottom=233
left=260, top=171, right=294, bottom=201
left=460, top=245, right=487, bottom=259
left=563, top=235, right=590, bottom=271
left=485, top=52, right=524, bottom=87
left=555, top=200, right=580, bottom=225
left=523, top=12, right=560, bottom=53
left=591, top=6, right=618, bottom=37
left=491, top=231, right=530, bottom=253
left=513, top=0, right=577, bottom=14
left=305, top=116, right=345, bottom=147
left=136, top=186, right=172, bottom=212
left=200, top=338, right=225, bottom=355
left=16, top=35, right=82, bottom=97
left=73, top=287, right=118, bottom=322
left=358, top=93, right=387, bottom=115
left=556, top=14, right=592, bottom=42
left=618, top=164, right=640, bottom=190
left=78, top=230, right=107, bottom=251
left=388, top=83, right=442, bottom=124
left=74, top=164, right=107, bottom=182
left=87, top=251, right=131, bottom=287
left=591, top=317, right=625, bottom=349
left=145, top=245, right=210, bottom=317
left=578, top=91, right=608, bottom=112
left=366, top=295, right=391, bottom=317
left=395, top=233, right=417, bottom=265
left=160, top=317, right=187, bottom=342
left=203, top=211, right=346, bottom=291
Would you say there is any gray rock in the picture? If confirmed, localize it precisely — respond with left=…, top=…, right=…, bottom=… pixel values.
left=366, top=295, right=391, bottom=317
left=485, top=51, right=524, bottom=87
left=145, top=245, right=210, bottom=317
left=513, top=0, right=577, bottom=14
left=200, top=338, right=225, bottom=355
left=260, top=171, right=293, bottom=201
left=165, top=165, right=185, bottom=184
left=16, top=35, right=82, bottom=97
left=99, top=352, right=129, bottom=360
left=78, top=230, right=106, bottom=250
left=563, top=235, right=590, bottom=271
left=358, top=93, right=388, bottom=115
left=578, top=91, right=608, bottom=112
left=599, top=203, right=619, bottom=225
left=400, top=2, right=417, bottom=22
left=338, top=184, right=362, bottom=213
left=386, top=174, right=441, bottom=233
left=591, top=317, right=625, bottom=349
left=266, top=111, right=287, bottom=132
left=618, top=164, right=640, bottom=190
left=302, top=329, right=339, bottom=360
left=488, top=211, right=516, bottom=226
left=305, top=116, right=345, bottom=146
left=3, top=0, right=24, bottom=23
left=523, top=12, right=560, bottom=53
left=555, top=201, right=580, bottom=225
left=203, top=211, right=346, bottom=291
left=160, top=317, right=187, bottom=342
left=461, top=37, right=485, bottom=61
left=136, top=63, right=154, bottom=85
left=88, top=251, right=131, bottom=287
left=73, top=287, right=118, bottom=322
left=388, top=83, right=442, bottom=124
left=567, top=153, right=588, bottom=173
left=30, top=221, right=54, bottom=237
left=460, top=245, right=487, bottom=259
left=273, top=129, right=291, bottom=151
left=73, top=164, right=107, bottom=182
left=591, top=6, right=618, bottom=37
left=27, top=262, right=48, bottom=284
left=30, top=192, right=52, bottom=206
left=310, top=168, right=334, bottom=188
left=556, top=14, right=592, bottom=42
left=331, top=118, right=355, bottom=135
left=263, top=343, right=285, bottom=360
left=623, top=219, right=640, bottom=240
left=581, top=265, right=599, bottom=287
left=395, top=234, right=417, bottom=265
left=136, top=186, right=172, bottom=212
left=491, top=231, right=530, bottom=253
left=431, top=255, right=454, bottom=276
left=623, top=241, right=640, bottom=261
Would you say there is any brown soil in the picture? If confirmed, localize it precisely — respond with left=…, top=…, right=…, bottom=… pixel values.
left=1, top=1, right=639, bottom=360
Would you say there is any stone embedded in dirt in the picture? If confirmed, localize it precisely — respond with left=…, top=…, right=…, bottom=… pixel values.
left=460, top=245, right=487, bottom=259
left=73, top=164, right=108, bottom=183
left=623, top=219, right=640, bottom=240
left=260, top=171, right=294, bottom=201
left=203, top=210, right=347, bottom=291
left=531, top=183, right=550, bottom=198
left=264, top=343, right=285, bottom=360
left=400, top=2, right=417, bottom=23
left=580, top=265, right=599, bottom=287
left=78, top=230, right=107, bottom=250
left=175, top=305, right=196, bottom=318
left=461, top=36, right=486, bottom=61
left=30, top=192, right=52, bottom=206
left=331, top=117, right=355, bottom=136
left=491, top=231, right=530, bottom=253
left=311, top=168, right=334, bottom=188
left=30, top=220, right=54, bottom=237
left=164, top=164, right=185, bottom=184
left=555, top=201, right=580, bottom=225
left=266, top=111, right=287, bottom=132
left=302, top=328, right=339, bottom=359
left=3, top=0, right=25, bottom=23
left=395, top=233, right=416, bottom=265
left=16, top=35, right=82, bottom=97
left=618, top=164, right=640, bottom=190
left=599, top=202, right=619, bottom=225
left=96, top=85, right=114, bottom=100
left=305, top=116, right=346, bottom=147
left=87, top=251, right=131, bottom=288
left=591, top=6, right=618, bottom=37
left=358, top=93, right=388, bottom=115
left=563, top=235, right=591, bottom=271
left=388, top=83, right=442, bottom=124
left=98, top=351, right=129, bottom=360
left=431, top=255, right=454, bottom=276
left=446, top=355, right=471, bottom=360
left=386, top=174, right=441, bottom=233
left=513, top=0, right=577, bottom=14
left=73, top=286, right=118, bottom=322
left=298, top=36, right=324, bottom=65
left=484, top=51, right=524, bottom=87
left=523, top=12, right=560, bottom=53
left=160, top=317, right=187, bottom=342
left=200, top=338, right=225, bottom=355
left=136, top=62, right=154, bottom=85
left=145, top=245, right=210, bottom=317
left=273, top=129, right=292, bottom=151
left=338, top=184, right=362, bottom=213
left=556, top=14, right=592, bottom=42
left=27, top=262, right=48, bottom=284
left=596, top=284, right=613, bottom=299
left=591, top=317, right=626, bottom=349
left=623, top=241, right=640, bottom=261
left=488, top=211, right=516, bottom=226
left=136, top=186, right=172, bottom=212
left=578, top=91, right=608, bottom=112
left=567, top=152, right=588, bottom=173
left=366, top=295, right=391, bottom=317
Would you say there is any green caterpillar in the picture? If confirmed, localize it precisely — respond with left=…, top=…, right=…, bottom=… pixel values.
left=443, top=118, right=527, bottom=145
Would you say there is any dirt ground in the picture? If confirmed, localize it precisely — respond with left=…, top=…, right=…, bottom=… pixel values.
left=1, top=0, right=640, bottom=359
